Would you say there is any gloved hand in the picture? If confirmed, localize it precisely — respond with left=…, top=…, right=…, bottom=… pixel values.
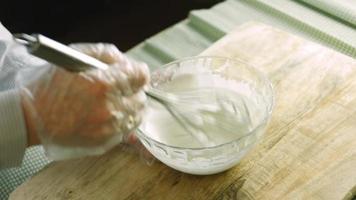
left=18, top=43, right=150, bottom=160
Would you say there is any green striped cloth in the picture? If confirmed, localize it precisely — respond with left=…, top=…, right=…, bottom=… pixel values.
left=128, top=0, right=356, bottom=68
left=299, top=0, right=356, bottom=27
left=1, top=0, right=355, bottom=199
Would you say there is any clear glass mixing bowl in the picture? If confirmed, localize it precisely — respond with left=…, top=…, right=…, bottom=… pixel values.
left=137, top=56, right=274, bottom=175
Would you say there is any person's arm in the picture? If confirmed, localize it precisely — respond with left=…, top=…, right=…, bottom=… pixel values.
left=0, top=22, right=149, bottom=167
left=0, top=22, right=28, bottom=169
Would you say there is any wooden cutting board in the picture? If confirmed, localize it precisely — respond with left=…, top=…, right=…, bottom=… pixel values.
left=10, top=22, right=356, bottom=200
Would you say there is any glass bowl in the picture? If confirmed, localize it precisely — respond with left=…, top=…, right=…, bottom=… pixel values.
left=137, top=56, right=274, bottom=175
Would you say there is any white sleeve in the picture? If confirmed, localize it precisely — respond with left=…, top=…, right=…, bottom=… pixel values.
left=0, top=22, right=28, bottom=169
left=0, top=90, right=27, bottom=168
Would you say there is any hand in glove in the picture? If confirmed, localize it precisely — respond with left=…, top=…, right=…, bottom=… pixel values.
left=20, top=43, right=150, bottom=160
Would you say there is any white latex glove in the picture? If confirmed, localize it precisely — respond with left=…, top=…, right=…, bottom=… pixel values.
left=18, top=43, right=150, bottom=160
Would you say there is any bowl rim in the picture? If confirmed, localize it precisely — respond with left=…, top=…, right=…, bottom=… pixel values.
left=137, top=55, right=275, bottom=151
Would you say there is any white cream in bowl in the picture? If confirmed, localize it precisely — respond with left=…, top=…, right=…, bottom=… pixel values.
left=137, top=57, right=273, bottom=175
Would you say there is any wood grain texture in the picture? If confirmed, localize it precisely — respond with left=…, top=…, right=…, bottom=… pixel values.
left=10, top=22, right=356, bottom=200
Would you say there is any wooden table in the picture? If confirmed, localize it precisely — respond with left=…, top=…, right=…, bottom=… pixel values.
left=10, top=22, right=356, bottom=200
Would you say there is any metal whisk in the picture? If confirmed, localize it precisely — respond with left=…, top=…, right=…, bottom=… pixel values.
left=12, top=34, right=163, bottom=98
left=13, top=34, right=250, bottom=146
left=147, top=87, right=252, bottom=146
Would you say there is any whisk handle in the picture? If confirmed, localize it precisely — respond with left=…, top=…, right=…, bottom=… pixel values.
left=13, top=33, right=109, bottom=72
left=146, top=88, right=177, bottom=104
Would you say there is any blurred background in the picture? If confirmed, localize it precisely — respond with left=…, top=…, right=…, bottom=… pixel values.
left=1, top=0, right=222, bottom=51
